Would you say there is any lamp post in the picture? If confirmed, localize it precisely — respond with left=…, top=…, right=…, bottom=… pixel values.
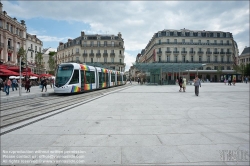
left=19, top=47, right=33, bottom=96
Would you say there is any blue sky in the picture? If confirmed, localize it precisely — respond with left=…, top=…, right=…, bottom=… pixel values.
left=2, top=1, right=249, bottom=71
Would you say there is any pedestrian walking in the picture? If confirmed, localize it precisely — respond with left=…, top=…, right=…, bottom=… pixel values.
left=12, top=78, right=18, bottom=91
left=179, top=77, right=183, bottom=92
left=228, top=76, right=232, bottom=86
left=182, top=77, right=187, bottom=92
left=193, top=75, right=201, bottom=96
left=25, top=78, right=31, bottom=93
left=233, top=77, right=236, bottom=86
left=5, top=78, right=11, bottom=95
left=224, top=78, right=227, bottom=85
left=246, top=76, right=248, bottom=84
left=130, top=78, right=132, bottom=84
left=0, top=77, right=3, bottom=91
left=41, top=77, right=47, bottom=92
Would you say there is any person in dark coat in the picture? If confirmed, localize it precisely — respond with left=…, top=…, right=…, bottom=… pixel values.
left=41, top=77, right=47, bottom=92
left=25, top=78, right=31, bottom=93
left=179, top=77, right=183, bottom=92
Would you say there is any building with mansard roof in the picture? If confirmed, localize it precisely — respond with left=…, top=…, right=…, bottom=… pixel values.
left=137, top=28, right=239, bottom=82
left=56, top=31, right=126, bottom=72
left=238, top=46, right=250, bottom=66
left=0, top=2, right=26, bottom=66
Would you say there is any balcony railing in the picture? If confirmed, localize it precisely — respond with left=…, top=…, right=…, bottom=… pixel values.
left=173, top=51, right=179, bottom=54
left=220, top=52, right=225, bottom=54
left=89, top=53, right=94, bottom=57
left=157, top=51, right=162, bottom=54
left=189, top=51, right=195, bottom=55
left=103, top=53, right=108, bottom=57
left=7, top=45, right=14, bottom=50
left=206, top=51, right=212, bottom=54
left=181, top=51, right=187, bottom=54
left=165, top=51, right=172, bottom=54
left=152, top=60, right=233, bottom=64
left=213, top=52, right=220, bottom=54
left=82, top=53, right=88, bottom=57
left=82, top=44, right=123, bottom=47
left=96, top=53, right=101, bottom=57
left=110, top=53, right=115, bottom=57
left=197, top=51, right=204, bottom=54
left=226, top=52, right=232, bottom=55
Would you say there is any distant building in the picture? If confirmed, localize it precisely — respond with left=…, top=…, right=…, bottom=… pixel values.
left=56, top=31, right=126, bottom=72
left=26, top=33, right=43, bottom=73
left=137, top=28, right=239, bottom=82
left=0, top=2, right=26, bottom=65
left=238, top=46, right=250, bottom=66
left=42, top=47, right=57, bottom=74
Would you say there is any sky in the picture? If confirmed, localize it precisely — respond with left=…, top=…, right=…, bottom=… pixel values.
left=2, top=0, right=249, bottom=71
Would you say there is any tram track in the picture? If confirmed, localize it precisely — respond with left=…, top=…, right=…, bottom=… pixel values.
left=0, top=85, right=131, bottom=129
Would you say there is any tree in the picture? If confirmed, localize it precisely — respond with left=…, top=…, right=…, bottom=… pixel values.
left=244, top=64, right=250, bottom=76
left=48, top=51, right=56, bottom=75
left=35, top=52, right=43, bottom=74
left=17, top=47, right=26, bottom=63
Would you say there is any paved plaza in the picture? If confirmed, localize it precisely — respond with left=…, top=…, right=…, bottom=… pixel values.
left=1, top=83, right=249, bottom=165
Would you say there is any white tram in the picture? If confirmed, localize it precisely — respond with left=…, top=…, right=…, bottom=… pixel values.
left=54, top=63, right=126, bottom=93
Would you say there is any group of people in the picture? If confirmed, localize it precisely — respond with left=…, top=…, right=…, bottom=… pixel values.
left=224, top=76, right=236, bottom=86
left=0, top=76, right=55, bottom=95
left=178, top=75, right=201, bottom=96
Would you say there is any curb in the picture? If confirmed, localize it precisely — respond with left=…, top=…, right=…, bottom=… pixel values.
left=1, top=92, right=56, bottom=103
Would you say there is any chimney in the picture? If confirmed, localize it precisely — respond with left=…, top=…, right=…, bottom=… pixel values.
left=13, top=17, right=17, bottom=21
left=68, top=39, right=72, bottom=42
left=81, top=31, right=85, bottom=37
left=59, top=42, right=64, bottom=45
left=3, top=11, right=7, bottom=15
left=33, top=35, right=36, bottom=38
left=21, top=20, right=25, bottom=25
left=118, top=32, right=122, bottom=38
left=0, top=2, right=3, bottom=12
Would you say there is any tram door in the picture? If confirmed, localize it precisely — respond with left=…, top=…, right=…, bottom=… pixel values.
left=81, top=70, right=85, bottom=91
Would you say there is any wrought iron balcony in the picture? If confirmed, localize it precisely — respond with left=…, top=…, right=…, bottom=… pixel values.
left=89, top=53, right=94, bottom=57
left=110, top=53, right=115, bottom=57
left=213, top=52, right=219, bottom=54
left=181, top=51, right=187, bottom=55
left=226, top=52, right=232, bottom=55
left=7, top=45, right=14, bottom=50
left=82, top=53, right=88, bottom=57
left=103, top=53, right=108, bottom=57
left=197, top=51, right=204, bottom=54
left=96, top=53, right=101, bottom=57
left=173, top=51, right=179, bottom=55
left=157, top=51, right=162, bottom=54
left=189, top=51, right=195, bottom=55
left=206, top=51, right=212, bottom=55
left=220, top=52, right=225, bottom=54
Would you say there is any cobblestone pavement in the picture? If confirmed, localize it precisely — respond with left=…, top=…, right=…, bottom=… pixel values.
left=1, top=83, right=249, bottom=165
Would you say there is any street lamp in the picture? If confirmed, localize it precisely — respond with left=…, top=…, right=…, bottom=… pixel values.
left=18, top=47, right=33, bottom=96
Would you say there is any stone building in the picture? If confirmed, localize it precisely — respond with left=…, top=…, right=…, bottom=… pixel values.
left=0, top=2, right=26, bottom=66
left=57, top=31, right=126, bottom=72
left=26, top=33, right=43, bottom=73
left=137, top=28, right=239, bottom=82
left=238, top=46, right=250, bottom=66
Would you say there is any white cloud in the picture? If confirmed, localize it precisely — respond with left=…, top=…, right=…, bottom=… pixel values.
left=2, top=1, right=249, bottom=69
left=124, top=52, right=136, bottom=71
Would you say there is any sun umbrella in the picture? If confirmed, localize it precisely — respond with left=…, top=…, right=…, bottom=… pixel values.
left=30, top=76, right=38, bottom=79
left=9, top=76, right=17, bottom=79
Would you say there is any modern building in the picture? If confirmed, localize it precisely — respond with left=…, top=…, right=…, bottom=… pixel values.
left=56, top=31, right=126, bottom=72
left=0, top=2, right=26, bottom=66
left=137, top=28, right=239, bottom=82
left=238, top=46, right=250, bottom=66
left=26, top=33, right=43, bottom=73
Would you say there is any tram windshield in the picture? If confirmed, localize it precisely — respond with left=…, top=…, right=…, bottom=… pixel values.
left=55, top=65, right=74, bottom=87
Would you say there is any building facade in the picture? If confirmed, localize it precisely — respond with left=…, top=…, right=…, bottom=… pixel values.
left=42, top=47, right=57, bottom=74
left=0, top=2, right=26, bottom=66
left=238, top=47, right=250, bottom=66
left=57, top=31, right=126, bottom=72
left=138, top=28, right=239, bottom=82
left=26, top=33, right=43, bottom=73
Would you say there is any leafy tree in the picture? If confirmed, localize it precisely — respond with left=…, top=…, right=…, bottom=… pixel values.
left=35, top=52, right=43, bottom=74
left=48, top=51, right=57, bottom=75
left=17, top=47, right=26, bottom=63
left=244, top=64, right=250, bottom=76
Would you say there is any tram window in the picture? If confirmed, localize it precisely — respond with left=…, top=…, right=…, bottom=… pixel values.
left=99, top=72, right=103, bottom=83
left=69, top=70, right=79, bottom=84
left=111, top=73, right=115, bottom=82
left=81, top=71, right=85, bottom=83
left=90, top=71, right=95, bottom=83
left=105, top=73, right=108, bottom=83
left=85, top=71, right=91, bottom=84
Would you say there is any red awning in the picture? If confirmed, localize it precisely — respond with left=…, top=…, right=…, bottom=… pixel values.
left=39, top=73, right=54, bottom=78
left=0, top=68, right=20, bottom=76
left=22, top=72, right=39, bottom=77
